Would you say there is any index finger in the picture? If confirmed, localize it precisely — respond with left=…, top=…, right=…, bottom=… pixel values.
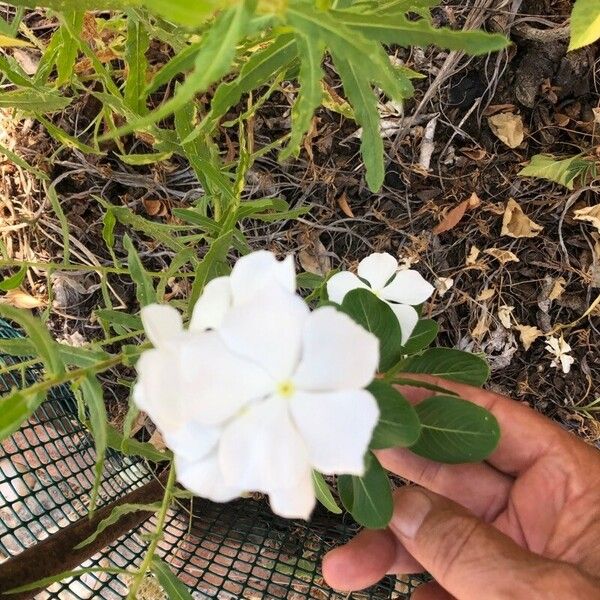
left=395, top=374, right=568, bottom=476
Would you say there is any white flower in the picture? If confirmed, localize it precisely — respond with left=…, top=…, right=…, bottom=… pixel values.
left=545, top=335, right=575, bottom=374
left=134, top=255, right=380, bottom=520
left=326, top=252, right=434, bottom=343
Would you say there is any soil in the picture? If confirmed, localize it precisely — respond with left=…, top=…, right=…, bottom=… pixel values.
left=1, top=0, right=599, bottom=444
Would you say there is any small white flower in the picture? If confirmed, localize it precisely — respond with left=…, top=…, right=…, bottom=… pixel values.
left=326, top=252, right=434, bottom=343
left=545, top=335, right=575, bottom=374
left=134, top=254, right=380, bottom=520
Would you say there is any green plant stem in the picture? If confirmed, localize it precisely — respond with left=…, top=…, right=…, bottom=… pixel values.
left=127, top=465, right=176, bottom=599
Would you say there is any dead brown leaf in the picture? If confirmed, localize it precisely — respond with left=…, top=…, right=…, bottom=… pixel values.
left=336, top=192, right=355, bottom=218
left=0, top=288, right=45, bottom=309
left=433, top=193, right=480, bottom=235
left=484, top=248, right=519, bottom=264
left=501, top=198, right=543, bottom=238
left=488, top=113, right=525, bottom=148
left=515, top=324, right=543, bottom=351
left=573, top=204, right=600, bottom=234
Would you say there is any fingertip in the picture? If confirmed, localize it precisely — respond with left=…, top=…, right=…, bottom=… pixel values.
left=322, top=529, right=397, bottom=591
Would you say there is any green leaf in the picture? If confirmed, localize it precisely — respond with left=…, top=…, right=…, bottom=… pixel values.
left=0, top=390, right=43, bottom=443
left=75, top=502, right=161, bottom=549
left=106, top=424, right=172, bottom=463
left=337, top=452, right=393, bottom=528
left=340, top=288, right=403, bottom=372
left=279, top=32, right=324, bottom=160
left=123, top=234, right=157, bottom=307
left=518, top=154, right=595, bottom=190
left=152, top=557, right=194, bottom=600
left=402, top=347, right=489, bottom=386
left=409, top=395, right=500, bottom=463
left=368, top=380, right=420, bottom=449
left=0, top=266, right=27, bottom=291
left=332, top=10, right=509, bottom=54
left=401, top=319, right=438, bottom=355
left=0, top=88, right=71, bottom=112
left=56, top=11, right=83, bottom=87
left=312, top=471, right=342, bottom=514
left=569, top=0, right=600, bottom=50
left=124, top=17, right=150, bottom=114
left=0, top=305, right=64, bottom=375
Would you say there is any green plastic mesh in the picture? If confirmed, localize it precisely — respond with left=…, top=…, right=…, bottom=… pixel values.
left=0, top=319, right=423, bottom=598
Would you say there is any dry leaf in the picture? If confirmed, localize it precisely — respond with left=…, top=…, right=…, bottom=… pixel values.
left=435, top=277, right=454, bottom=296
left=466, top=245, right=481, bottom=266
left=0, top=288, right=45, bottom=309
left=515, top=324, right=543, bottom=351
left=573, top=204, right=600, bottom=234
left=484, top=248, right=519, bottom=264
left=336, top=192, right=355, bottom=218
left=498, top=305, right=514, bottom=329
left=501, top=198, right=543, bottom=238
left=549, top=277, right=566, bottom=301
left=433, top=193, right=480, bottom=235
left=488, top=113, right=525, bottom=148
left=477, top=287, right=495, bottom=301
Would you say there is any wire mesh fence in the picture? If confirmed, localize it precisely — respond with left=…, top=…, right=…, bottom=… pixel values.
left=0, top=319, right=422, bottom=599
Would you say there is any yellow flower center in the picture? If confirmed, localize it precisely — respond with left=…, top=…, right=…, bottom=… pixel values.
left=277, top=380, right=296, bottom=399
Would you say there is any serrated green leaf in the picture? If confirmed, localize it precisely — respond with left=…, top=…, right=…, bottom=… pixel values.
left=409, top=395, right=500, bottom=463
left=340, top=288, right=404, bottom=372
left=124, top=18, right=150, bottom=114
left=0, top=266, right=27, bottom=291
left=569, top=0, right=600, bottom=50
left=401, top=318, right=438, bottom=355
left=75, top=501, right=161, bottom=549
left=518, top=154, right=595, bottom=190
left=280, top=32, right=324, bottom=160
left=0, top=305, right=64, bottom=375
left=123, top=235, right=157, bottom=307
left=0, top=88, right=71, bottom=112
left=368, top=380, right=420, bottom=449
left=337, top=452, right=393, bottom=528
left=312, top=471, right=342, bottom=514
left=402, top=347, right=489, bottom=386
left=152, top=557, right=195, bottom=600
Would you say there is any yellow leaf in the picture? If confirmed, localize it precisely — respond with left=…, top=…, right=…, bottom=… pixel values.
left=573, top=204, right=600, bottom=234
left=515, top=324, right=543, bottom=351
left=487, top=113, right=524, bottom=148
left=501, top=198, right=543, bottom=238
left=0, top=34, right=32, bottom=48
left=483, top=248, right=519, bottom=264
left=0, top=288, right=45, bottom=309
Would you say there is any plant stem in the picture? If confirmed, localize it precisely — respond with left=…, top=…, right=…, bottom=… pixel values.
left=127, top=466, right=176, bottom=599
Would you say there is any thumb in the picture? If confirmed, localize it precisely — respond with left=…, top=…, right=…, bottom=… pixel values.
left=390, top=487, right=598, bottom=600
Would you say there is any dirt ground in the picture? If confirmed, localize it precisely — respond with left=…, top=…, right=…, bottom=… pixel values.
left=1, top=0, right=599, bottom=444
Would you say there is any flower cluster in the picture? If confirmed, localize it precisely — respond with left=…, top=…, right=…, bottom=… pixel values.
left=134, top=251, right=382, bottom=519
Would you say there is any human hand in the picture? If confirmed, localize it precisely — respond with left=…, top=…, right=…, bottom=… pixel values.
left=323, top=376, right=600, bottom=599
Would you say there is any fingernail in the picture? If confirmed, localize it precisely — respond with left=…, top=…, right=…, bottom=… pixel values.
left=390, top=488, right=432, bottom=539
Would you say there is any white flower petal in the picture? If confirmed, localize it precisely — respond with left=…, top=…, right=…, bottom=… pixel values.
left=387, top=303, right=419, bottom=344
left=189, top=276, right=231, bottom=332
left=357, top=253, right=398, bottom=290
left=381, top=269, right=434, bottom=306
left=219, top=396, right=310, bottom=494
left=326, top=271, right=368, bottom=304
left=179, top=332, right=273, bottom=426
left=176, top=452, right=242, bottom=503
left=219, top=286, right=309, bottom=380
left=293, top=307, right=379, bottom=392
left=268, top=470, right=316, bottom=520
left=291, top=390, right=378, bottom=476
left=230, top=251, right=295, bottom=305
left=163, top=421, right=221, bottom=463
left=134, top=349, right=184, bottom=432
left=141, top=304, right=183, bottom=348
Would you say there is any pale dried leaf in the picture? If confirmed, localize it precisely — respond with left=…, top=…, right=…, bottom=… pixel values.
left=515, top=324, right=543, bottom=351
left=498, top=305, right=514, bottom=329
left=501, top=198, right=543, bottom=238
left=0, top=288, right=45, bottom=309
left=573, top=204, right=600, bottom=234
left=336, top=192, right=355, bottom=218
left=488, top=113, right=525, bottom=148
left=484, top=248, right=520, bottom=264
